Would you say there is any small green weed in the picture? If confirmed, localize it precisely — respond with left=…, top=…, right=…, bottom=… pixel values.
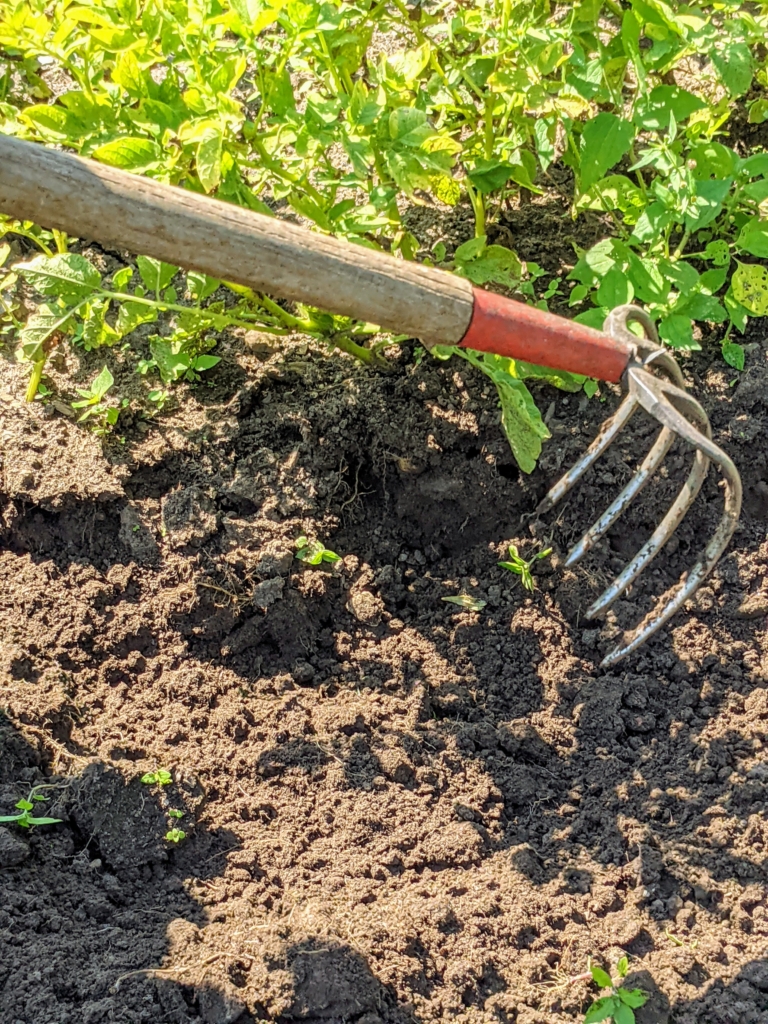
left=140, top=768, right=173, bottom=786
left=0, top=788, right=61, bottom=829
left=164, top=827, right=186, bottom=843
left=70, top=365, right=127, bottom=434
left=584, top=958, right=648, bottom=1024
left=295, top=536, right=341, bottom=566
left=498, top=544, right=552, bottom=591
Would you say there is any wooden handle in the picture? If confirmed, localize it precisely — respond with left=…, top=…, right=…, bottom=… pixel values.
left=0, top=136, right=637, bottom=380
left=0, top=135, right=474, bottom=347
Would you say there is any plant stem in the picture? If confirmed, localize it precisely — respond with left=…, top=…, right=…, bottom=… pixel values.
left=672, top=228, right=690, bottom=260
left=466, top=180, right=486, bottom=237
left=102, top=289, right=292, bottom=334
left=26, top=360, right=44, bottom=403
left=331, top=333, right=380, bottom=364
left=484, top=95, right=495, bottom=160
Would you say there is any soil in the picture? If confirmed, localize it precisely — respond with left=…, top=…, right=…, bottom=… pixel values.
left=1, top=262, right=768, bottom=1023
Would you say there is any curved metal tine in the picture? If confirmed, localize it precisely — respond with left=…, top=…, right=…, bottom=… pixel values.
left=535, top=394, right=638, bottom=516
left=565, top=426, right=676, bottom=567
left=586, top=448, right=709, bottom=618
left=601, top=438, right=742, bottom=667
left=586, top=366, right=715, bottom=617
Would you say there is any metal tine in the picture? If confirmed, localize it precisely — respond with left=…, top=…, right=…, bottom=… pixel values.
left=596, top=366, right=742, bottom=666
left=565, top=425, right=676, bottom=567
left=601, top=439, right=741, bottom=666
left=535, top=394, right=638, bottom=516
left=586, top=367, right=714, bottom=618
left=586, top=448, right=709, bottom=618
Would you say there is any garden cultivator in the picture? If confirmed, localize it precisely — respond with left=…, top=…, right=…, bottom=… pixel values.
left=0, top=136, right=742, bottom=665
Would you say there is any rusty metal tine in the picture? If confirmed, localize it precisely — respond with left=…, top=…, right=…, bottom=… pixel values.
left=535, top=394, right=638, bottom=516
left=565, top=426, right=676, bottom=567
left=586, top=448, right=709, bottom=618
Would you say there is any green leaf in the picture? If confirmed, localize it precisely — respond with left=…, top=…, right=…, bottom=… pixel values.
left=748, top=98, right=768, bottom=125
left=722, top=341, right=745, bottom=370
left=493, top=368, right=550, bottom=474
left=597, top=266, right=633, bottom=308
left=192, top=355, right=221, bottom=371
left=196, top=126, right=223, bottom=193
left=82, top=300, right=120, bottom=350
left=511, top=361, right=585, bottom=393
left=743, top=153, right=768, bottom=177
left=618, top=987, right=648, bottom=1009
left=617, top=957, right=629, bottom=979
left=575, top=174, right=644, bottom=215
left=457, top=245, right=523, bottom=289
left=699, top=267, right=728, bottom=294
left=264, top=67, right=295, bottom=115
left=623, top=246, right=668, bottom=304
left=17, top=305, right=70, bottom=363
left=467, top=160, right=516, bottom=195
left=676, top=293, right=726, bottom=323
left=689, top=141, right=738, bottom=181
left=18, top=253, right=101, bottom=301
left=659, top=314, right=694, bottom=348
left=187, top=272, right=220, bottom=302
left=579, top=113, right=635, bottom=193
left=725, top=287, right=750, bottom=332
left=454, top=236, right=487, bottom=262
left=584, top=996, right=619, bottom=1024
left=613, top=1002, right=635, bottom=1024
left=116, top=301, right=157, bottom=337
left=712, top=42, right=754, bottom=97
left=630, top=202, right=673, bottom=244
left=150, top=339, right=191, bottom=382
left=21, top=103, right=85, bottom=142
left=26, top=816, right=62, bottom=826
left=742, top=179, right=768, bottom=203
left=137, top=256, right=178, bottom=293
left=91, top=137, right=162, bottom=171
left=732, top=262, right=768, bottom=315
left=634, top=85, right=705, bottom=129
left=389, top=106, right=427, bottom=141
left=658, top=258, right=699, bottom=295
left=685, top=178, right=732, bottom=232
left=704, top=240, right=730, bottom=266
left=16, top=799, right=33, bottom=811
left=112, top=266, right=134, bottom=290
left=574, top=306, right=610, bottom=330
left=90, top=366, right=114, bottom=399
left=590, top=966, right=614, bottom=989
left=738, top=219, right=768, bottom=258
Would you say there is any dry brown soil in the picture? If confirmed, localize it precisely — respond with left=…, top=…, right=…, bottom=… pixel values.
left=1, top=249, right=767, bottom=1024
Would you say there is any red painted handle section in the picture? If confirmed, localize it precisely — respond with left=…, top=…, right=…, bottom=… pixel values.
left=459, top=288, right=634, bottom=383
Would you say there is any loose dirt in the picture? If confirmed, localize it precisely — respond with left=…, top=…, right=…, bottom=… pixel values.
left=0, top=263, right=767, bottom=1023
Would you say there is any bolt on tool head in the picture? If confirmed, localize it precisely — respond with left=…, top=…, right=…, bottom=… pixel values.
left=535, top=305, right=742, bottom=668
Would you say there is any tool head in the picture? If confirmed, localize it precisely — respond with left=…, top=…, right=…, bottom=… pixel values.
left=536, top=305, right=742, bottom=667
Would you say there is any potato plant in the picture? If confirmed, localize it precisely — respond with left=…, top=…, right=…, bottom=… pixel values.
left=0, top=0, right=767, bottom=466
